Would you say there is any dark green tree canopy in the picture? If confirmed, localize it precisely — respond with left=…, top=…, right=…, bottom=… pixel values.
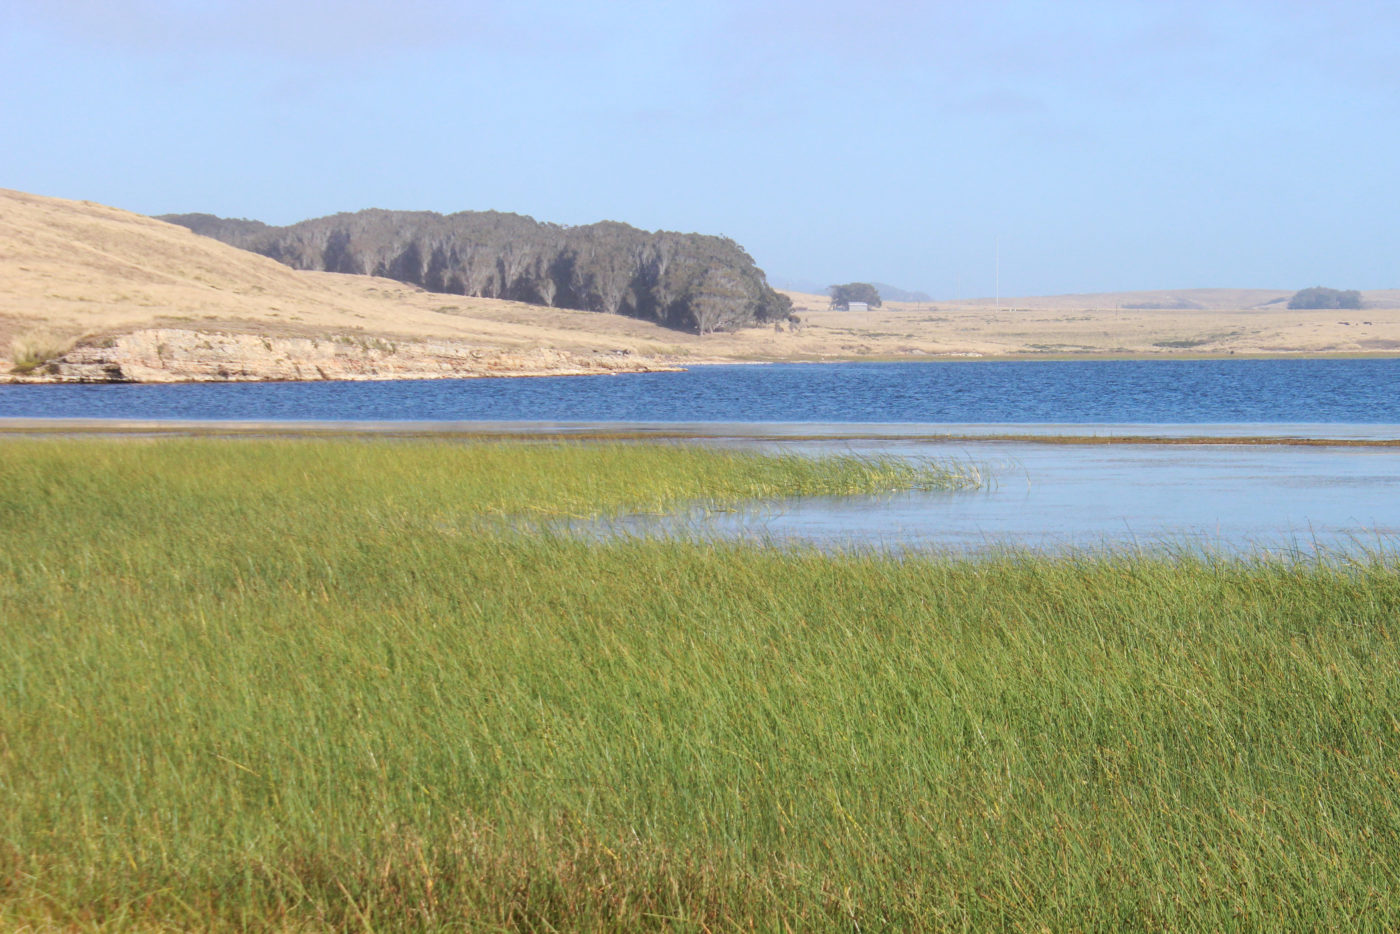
left=162, top=210, right=791, bottom=335
left=1288, top=286, right=1362, bottom=310
left=828, top=283, right=883, bottom=310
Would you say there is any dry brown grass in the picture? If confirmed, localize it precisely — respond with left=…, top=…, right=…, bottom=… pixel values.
left=778, top=289, right=1400, bottom=357
left=7, top=331, right=72, bottom=374
left=4, top=186, right=1400, bottom=378
left=0, top=188, right=708, bottom=366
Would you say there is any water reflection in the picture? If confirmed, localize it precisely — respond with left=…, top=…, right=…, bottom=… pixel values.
left=592, top=437, right=1400, bottom=556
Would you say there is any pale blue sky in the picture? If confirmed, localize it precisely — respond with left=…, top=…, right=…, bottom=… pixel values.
left=2, top=1, right=1396, bottom=297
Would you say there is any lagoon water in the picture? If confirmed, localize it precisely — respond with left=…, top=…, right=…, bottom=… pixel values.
left=5, top=359, right=1400, bottom=554
left=609, top=435, right=1400, bottom=555
left=4, top=359, right=1400, bottom=422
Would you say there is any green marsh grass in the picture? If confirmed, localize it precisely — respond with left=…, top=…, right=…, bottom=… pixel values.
left=2, top=439, right=1399, bottom=930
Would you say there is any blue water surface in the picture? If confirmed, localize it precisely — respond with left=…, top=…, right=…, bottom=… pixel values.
left=2, top=359, right=1399, bottom=424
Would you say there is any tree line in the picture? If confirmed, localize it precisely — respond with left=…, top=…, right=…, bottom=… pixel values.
left=1288, top=286, right=1363, bottom=310
left=828, top=283, right=882, bottom=310
left=161, top=209, right=792, bottom=334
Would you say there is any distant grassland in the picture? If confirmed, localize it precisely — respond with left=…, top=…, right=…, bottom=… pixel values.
left=2, top=439, right=1399, bottom=931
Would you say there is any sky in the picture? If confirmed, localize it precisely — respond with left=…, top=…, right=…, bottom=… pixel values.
left=2, top=0, right=1396, bottom=298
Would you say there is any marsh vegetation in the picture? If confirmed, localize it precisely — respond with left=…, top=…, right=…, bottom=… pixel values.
left=2, top=439, right=1398, bottom=930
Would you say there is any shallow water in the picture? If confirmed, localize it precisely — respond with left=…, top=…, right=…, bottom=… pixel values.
left=6, top=355, right=1400, bottom=555
left=590, top=435, right=1400, bottom=555
left=5, top=414, right=1398, bottom=555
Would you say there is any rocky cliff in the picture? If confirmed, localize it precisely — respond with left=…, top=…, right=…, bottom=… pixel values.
left=162, top=209, right=792, bottom=335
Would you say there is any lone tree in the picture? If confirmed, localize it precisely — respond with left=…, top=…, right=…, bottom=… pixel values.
left=1288, top=286, right=1362, bottom=310
left=829, top=282, right=882, bottom=310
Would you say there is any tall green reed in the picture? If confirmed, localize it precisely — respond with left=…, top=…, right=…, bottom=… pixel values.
left=1, top=439, right=1397, bottom=930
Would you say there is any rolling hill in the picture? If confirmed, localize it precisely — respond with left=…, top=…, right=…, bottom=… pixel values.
left=4, top=188, right=1399, bottom=383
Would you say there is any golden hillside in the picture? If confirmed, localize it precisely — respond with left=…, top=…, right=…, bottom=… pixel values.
left=0, top=188, right=722, bottom=380
left=3, top=188, right=1398, bottom=382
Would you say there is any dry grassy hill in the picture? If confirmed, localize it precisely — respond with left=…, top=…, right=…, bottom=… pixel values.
left=0, top=188, right=726, bottom=381
left=4, top=188, right=1399, bottom=383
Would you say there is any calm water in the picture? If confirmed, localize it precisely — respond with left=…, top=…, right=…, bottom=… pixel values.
left=3, top=359, right=1400, bottom=423
left=6, top=359, right=1399, bottom=554
left=603, top=437, right=1400, bottom=555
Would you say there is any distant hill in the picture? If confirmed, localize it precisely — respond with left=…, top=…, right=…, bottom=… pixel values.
left=162, top=209, right=791, bottom=335
left=869, top=282, right=932, bottom=303
left=0, top=188, right=766, bottom=382
left=8, top=188, right=1400, bottom=384
left=950, top=288, right=1298, bottom=310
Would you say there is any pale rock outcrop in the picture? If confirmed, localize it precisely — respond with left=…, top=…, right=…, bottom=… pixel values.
left=15, top=329, right=678, bottom=383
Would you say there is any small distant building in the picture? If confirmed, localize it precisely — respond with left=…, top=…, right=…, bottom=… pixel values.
left=846, top=301, right=869, bottom=313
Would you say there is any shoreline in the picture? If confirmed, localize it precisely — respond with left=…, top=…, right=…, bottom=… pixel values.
left=5, top=417, right=1400, bottom=447
left=9, top=190, right=1400, bottom=384
left=7, top=348, right=1400, bottom=386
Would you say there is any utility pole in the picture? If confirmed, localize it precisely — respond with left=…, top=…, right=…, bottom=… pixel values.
left=995, top=236, right=1000, bottom=310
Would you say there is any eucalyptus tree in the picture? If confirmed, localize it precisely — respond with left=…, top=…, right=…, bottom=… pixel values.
left=164, top=208, right=792, bottom=334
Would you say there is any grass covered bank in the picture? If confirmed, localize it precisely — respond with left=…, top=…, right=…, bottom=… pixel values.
left=2, top=439, right=1398, bottom=930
